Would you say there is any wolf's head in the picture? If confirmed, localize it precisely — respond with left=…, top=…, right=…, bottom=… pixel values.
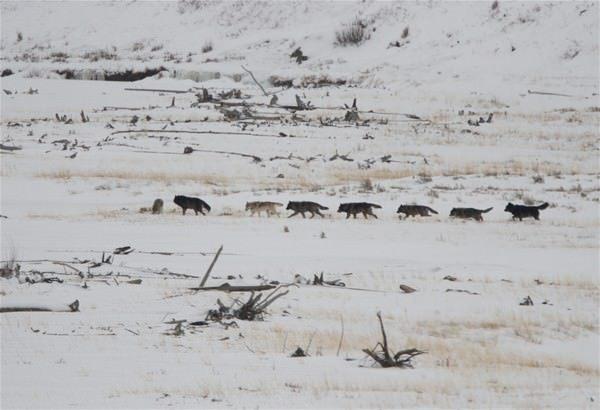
left=173, top=195, right=185, bottom=206
left=337, top=204, right=348, bottom=213
left=504, top=203, right=514, bottom=212
left=286, top=202, right=293, bottom=210
left=449, top=208, right=457, bottom=217
left=396, top=205, right=405, bottom=213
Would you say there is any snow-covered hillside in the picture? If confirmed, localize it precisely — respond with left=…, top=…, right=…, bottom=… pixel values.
left=1, top=1, right=598, bottom=91
left=1, top=1, right=599, bottom=409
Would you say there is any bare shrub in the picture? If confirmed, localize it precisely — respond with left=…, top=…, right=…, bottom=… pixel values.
left=360, top=178, right=374, bottom=192
left=491, top=1, right=499, bottom=11
left=16, top=32, right=23, bottom=42
left=49, top=51, right=69, bottom=62
left=0, top=248, right=19, bottom=279
left=532, top=175, right=545, bottom=184
left=82, top=49, right=118, bottom=62
left=131, top=42, right=145, bottom=52
left=202, top=41, right=213, bottom=53
left=177, top=0, right=204, bottom=13
left=335, top=18, right=369, bottom=46
left=401, top=26, right=409, bottom=39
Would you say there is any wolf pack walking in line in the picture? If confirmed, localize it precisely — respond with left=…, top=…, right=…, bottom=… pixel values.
left=146, top=195, right=551, bottom=222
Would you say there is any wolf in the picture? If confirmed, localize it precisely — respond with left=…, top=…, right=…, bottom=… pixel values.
left=396, top=204, right=438, bottom=219
left=151, top=198, right=164, bottom=214
left=245, top=201, right=283, bottom=217
left=173, top=195, right=211, bottom=215
left=286, top=201, right=328, bottom=218
left=449, top=207, right=493, bottom=221
left=504, top=202, right=549, bottom=221
left=337, top=202, right=382, bottom=219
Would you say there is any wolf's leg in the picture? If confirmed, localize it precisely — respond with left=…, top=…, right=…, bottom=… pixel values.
left=194, top=209, right=199, bottom=215
left=315, top=210, right=324, bottom=218
left=352, top=213, right=357, bottom=219
left=301, top=211, right=306, bottom=218
left=309, top=211, right=316, bottom=219
left=369, top=210, right=378, bottom=219
left=182, top=208, right=187, bottom=215
left=199, top=209, right=206, bottom=215
left=346, top=213, right=350, bottom=219
left=288, top=211, right=299, bottom=218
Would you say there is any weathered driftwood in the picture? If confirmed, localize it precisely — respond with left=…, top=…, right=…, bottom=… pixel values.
left=362, top=312, right=425, bottom=368
left=241, top=65, right=269, bottom=96
left=199, top=245, right=224, bottom=288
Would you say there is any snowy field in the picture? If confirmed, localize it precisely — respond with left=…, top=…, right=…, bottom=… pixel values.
left=1, top=1, right=599, bottom=408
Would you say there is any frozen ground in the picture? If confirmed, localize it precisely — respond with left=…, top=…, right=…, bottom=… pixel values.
left=1, top=1, right=599, bottom=409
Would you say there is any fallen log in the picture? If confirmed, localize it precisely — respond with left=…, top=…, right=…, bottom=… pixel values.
left=132, top=147, right=262, bottom=162
left=0, top=299, right=79, bottom=313
left=527, top=89, right=575, bottom=97
left=124, top=88, right=190, bottom=94
left=189, top=283, right=276, bottom=292
left=199, top=245, right=223, bottom=288
left=0, top=144, right=23, bottom=151
left=109, top=129, right=293, bottom=139
left=241, top=65, right=269, bottom=96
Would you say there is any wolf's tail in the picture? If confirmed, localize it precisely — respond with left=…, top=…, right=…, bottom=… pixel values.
left=481, top=207, right=493, bottom=213
left=204, top=203, right=212, bottom=212
left=426, top=207, right=439, bottom=214
left=537, top=202, right=549, bottom=210
left=273, top=202, right=283, bottom=207
left=318, top=204, right=329, bottom=210
left=367, top=203, right=382, bottom=209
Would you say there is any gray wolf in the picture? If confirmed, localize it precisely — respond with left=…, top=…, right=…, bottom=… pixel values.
left=449, top=207, right=493, bottom=221
left=152, top=199, right=164, bottom=214
left=504, top=202, right=548, bottom=221
left=337, top=202, right=382, bottom=219
left=245, top=201, right=283, bottom=217
left=173, top=195, right=211, bottom=215
left=286, top=201, right=328, bottom=218
left=396, top=204, right=438, bottom=218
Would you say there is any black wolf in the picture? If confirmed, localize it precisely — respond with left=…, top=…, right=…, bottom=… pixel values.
left=449, top=207, right=493, bottom=222
left=504, top=202, right=549, bottom=221
left=173, top=195, right=211, bottom=215
left=396, top=204, right=438, bottom=219
left=337, top=202, right=382, bottom=219
left=286, top=201, right=328, bottom=218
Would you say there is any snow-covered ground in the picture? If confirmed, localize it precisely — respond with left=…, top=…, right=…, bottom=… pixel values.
left=1, top=1, right=599, bottom=408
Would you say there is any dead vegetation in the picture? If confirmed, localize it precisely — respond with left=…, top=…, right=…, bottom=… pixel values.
left=335, top=18, right=369, bottom=46
left=362, top=312, right=426, bottom=368
left=205, top=288, right=290, bottom=322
